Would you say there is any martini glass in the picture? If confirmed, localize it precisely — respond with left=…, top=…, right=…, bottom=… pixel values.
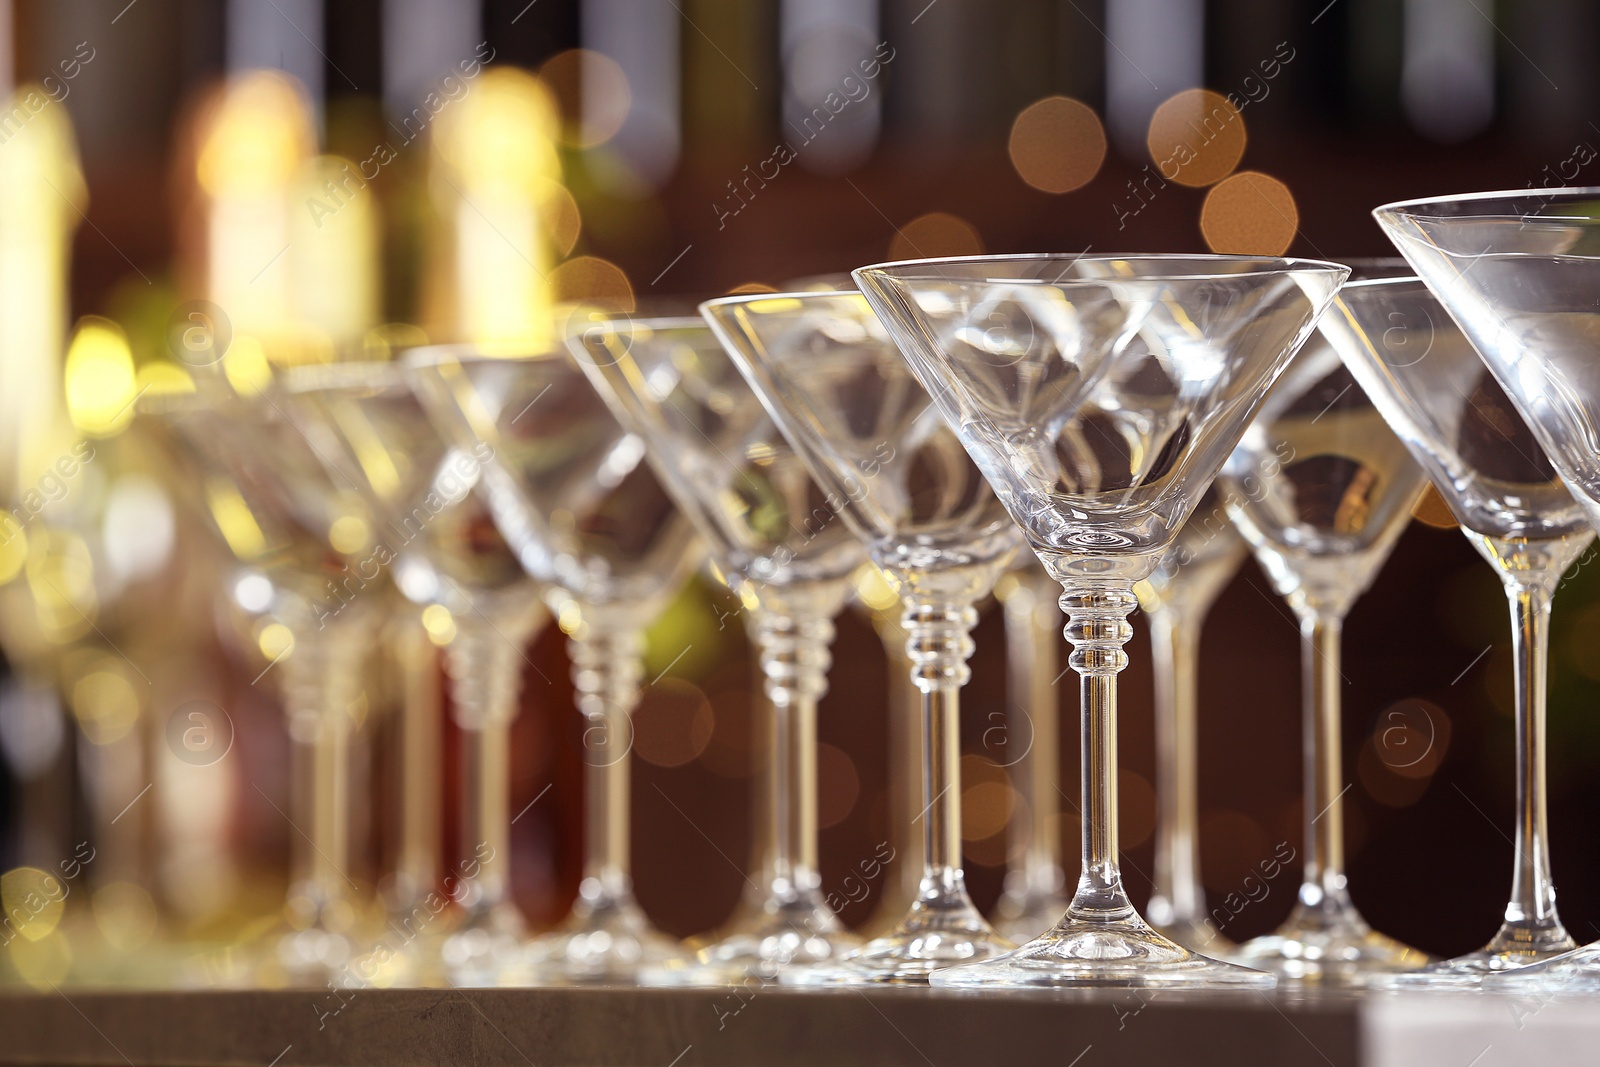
left=140, top=384, right=381, bottom=987
left=1220, top=317, right=1431, bottom=984
left=1136, top=486, right=1246, bottom=953
left=568, top=315, right=865, bottom=984
left=856, top=252, right=1346, bottom=988
left=410, top=343, right=701, bottom=984
left=1374, top=188, right=1600, bottom=992
left=992, top=561, right=1070, bottom=943
left=1325, top=276, right=1589, bottom=985
left=702, top=290, right=1023, bottom=984
left=289, top=361, right=549, bottom=986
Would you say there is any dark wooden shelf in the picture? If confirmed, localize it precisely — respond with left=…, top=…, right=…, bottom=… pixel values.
left=1, top=984, right=1597, bottom=1067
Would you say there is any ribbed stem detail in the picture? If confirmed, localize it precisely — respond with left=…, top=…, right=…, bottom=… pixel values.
left=442, top=615, right=537, bottom=912
left=902, top=597, right=980, bottom=905
left=754, top=607, right=833, bottom=896
left=903, top=601, right=978, bottom=694
left=1059, top=580, right=1139, bottom=922
left=570, top=627, right=644, bottom=902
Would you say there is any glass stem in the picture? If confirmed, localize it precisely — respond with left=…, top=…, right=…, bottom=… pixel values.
left=570, top=626, right=644, bottom=905
left=443, top=618, right=530, bottom=913
left=1297, top=611, right=1351, bottom=914
left=1061, top=580, right=1138, bottom=923
left=903, top=596, right=979, bottom=909
left=1149, top=604, right=1203, bottom=927
left=1503, top=580, right=1561, bottom=933
left=753, top=600, right=834, bottom=903
left=1001, top=576, right=1064, bottom=901
left=280, top=637, right=360, bottom=925
left=395, top=620, right=440, bottom=907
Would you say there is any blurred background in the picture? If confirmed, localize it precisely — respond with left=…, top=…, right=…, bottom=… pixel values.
left=3, top=0, right=1600, bottom=986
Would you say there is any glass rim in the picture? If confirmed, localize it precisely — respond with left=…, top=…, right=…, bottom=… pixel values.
left=1337, top=275, right=1425, bottom=292
left=698, top=289, right=871, bottom=315
left=1374, top=185, right=1600, bottom=219
left=850, top=251, right=1350, bottom=284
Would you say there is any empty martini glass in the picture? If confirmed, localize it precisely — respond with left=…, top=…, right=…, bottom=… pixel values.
left=856, top=252, right=1346, bottom=988
left=1325, top=276, right=1590, bottom=985
left=992, top=561, right=1070, bottom=943
left=140, top=382, right=381, bottom=986
left=702, top=290, right=1023, bottom=984
left=410, top=342, right=701, bottom=984
left=289, top=360, right=549, bottom=986
left=1137, top=486, right=1246, bottom=954
left=1220, top=313, right=1431, bottom=984
left=1374, top=188, right=1600, bottom=992
left=568, top=315, right=865, bottom=983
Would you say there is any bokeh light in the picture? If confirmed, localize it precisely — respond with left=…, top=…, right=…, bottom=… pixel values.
left=888, top=212, right=984, bottom=261
left=1200, top=171, right=1299, bottom=255
left=1411, top=483, right=1460, bottom=529
left=1146, top=88, right=1247, bottom=188
left=552, top=255, right=636, bottom=314
left=816, top=741, right=860, bottom=829
left=539, top=49, right=633, bottom=150
left=63, top=317, right=137, bottom=437
left=1008, top=96, right=1106, bottom=194
left=633, top=677, right=714, bottom=767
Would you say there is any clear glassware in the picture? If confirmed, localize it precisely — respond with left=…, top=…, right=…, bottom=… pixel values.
left=1377, top=187, right=1600, bottom=994
left=141, top=383, right=382, bottom=987
left=855, top=252, right=1347, bottom=989
left=849, top=563, right=927, bottom=938
left=1325, top=276, right=1591, bottom=985
left=410, top=343, right=701, bottom=984
left=1219, top=319, right=1432, bottom=984
left=289, top=361, right=549, bottom=986
left=1135, top=486, right=1246, bottom=954
left=992, top=562, right=1070, bottom=943
left=567, top=315, right=865, bottom=984
left=703, top=290, right=1022, bottom=984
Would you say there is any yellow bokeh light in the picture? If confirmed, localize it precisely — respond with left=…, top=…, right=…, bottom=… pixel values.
left=888, top=212, right=984, bottom=261
left=1009, top=96, right=1107, bottom=194
left=8, top=929, right=71, bottom=989
left=1147, top=89, right=1247, bottom=188
left=1200, top=171, right=1299, bottom=255
left=421, top=603, right=457, bottom=646
left=137, top=361, right=195, bottom=395
left=726, top=282, right=779, bottom=295
left=850, top=562, right=900, bottom=613
left=538, top=48, right=633, bottom=149
left=197, top=72, right=315, bottom=198
left=223, top=335, right=274, bottom=396
left=552, top=256, right=635, bottom=314
left=205, top=479, right=267, bottom=561
left=25, top=530, right=96, bottom=642
left=258, top=622, right=294, bottom=660
left=434, top=68, right=562, bottom=198
left=71, top=667, right=141, bottom=746
left=0, top=866, right=67, bottom=941
left=328, top=514, right=370, bottom=555
left=0, top=523, right=26, bottom=585
left=64, top=317, right=137, bottom=437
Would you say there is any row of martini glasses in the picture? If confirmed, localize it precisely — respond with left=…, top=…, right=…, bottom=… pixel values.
left=128, top=185, right=1600, bottom=993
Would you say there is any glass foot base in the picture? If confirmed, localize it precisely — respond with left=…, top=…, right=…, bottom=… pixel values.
left=783, top=898, right=1012, bottom=985
left=1231, top=911, right=1427, bottom=985
left=994, top=891, right=1071, bottom=945
left=1150, top=916, right=1235, bottom=957
left=271, top=927, right=356, bottom=987
left=440, top=904, right=526, bottom=987
left=1374, top=924, right=1576, bottom=990
left=640, top=898, right=861, bottom=986
left=520, top=894, right=677, bottom=985
left=931, top=914, right=1273, bottom=989
left=1484, top=941, right=1600, bottom=994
